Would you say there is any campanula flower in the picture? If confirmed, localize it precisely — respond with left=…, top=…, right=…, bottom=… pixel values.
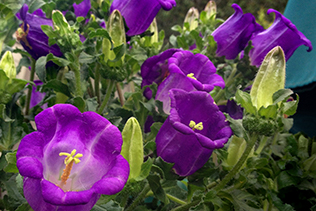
left=156, top=89, right=233, bottom=176
left=15, top=4, right=63, bottom=60
left=249, top=9, right=312, bottom=67
left=211, top=4, right=264, bottom=60
left=110, top=0, right=176, bottom=36
left=16, top=104, right=129, bottom=210
left=141, top=49, right=225, bottom=113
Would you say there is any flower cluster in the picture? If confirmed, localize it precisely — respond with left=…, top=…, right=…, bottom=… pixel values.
left=212, top=3, right=312, bottom=66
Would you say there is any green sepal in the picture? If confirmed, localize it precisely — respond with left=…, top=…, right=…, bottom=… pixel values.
left=235, top=89, right=257, bottom=115
left=121, top=117, right=144, bottom=181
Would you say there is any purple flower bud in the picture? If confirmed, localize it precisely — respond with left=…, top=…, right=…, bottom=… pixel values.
left=141, top=49, right=225, bottom=113
left=73, top=0, right=91, bottom=17
left=218, top=99, right=243, bottom=120
left=249, top=9, right=313, bottom=67
left=110, top=0, right=176, bottom=36
left=16, top=104, right=129, bottom=210
left=156, top=89, right=232, bottom=176
left=30, top=80, right=48, bottom=110
left=15, top=4, right=63, bottom=60
left=211, top=4, right=264, bottom=60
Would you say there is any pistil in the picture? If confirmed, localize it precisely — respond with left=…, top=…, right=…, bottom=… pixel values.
left=59, top=149, right=83, bottom=186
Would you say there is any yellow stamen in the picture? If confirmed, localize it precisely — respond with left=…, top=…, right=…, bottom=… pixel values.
left=187, top=73, right=197, bottom=80
left=59, top=149, right=82, bottom=186
left=189, top=120, right=203, bottom=131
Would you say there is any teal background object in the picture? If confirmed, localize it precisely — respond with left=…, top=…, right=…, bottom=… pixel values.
left=283, top=0, right=316, bottom=88
left=283, top=0, right=316, bottom=137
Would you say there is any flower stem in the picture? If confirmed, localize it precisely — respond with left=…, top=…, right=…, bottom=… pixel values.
left=25, top=57, right=35, bottom=116
left=213, top=64, right=240, bottom=103
left=97, top=80, right=115, bottom=114
left=70, top=63, right=83, bottom=97
left=213, top=133, right=258, bottom=192
left=170, top=199, right=201, bottom=211
left=95, top=63, right=101, bottom=104
left=166, top=194, right=186, bottom=205
left=125, top=184, right=151, bottom=211
left=116, top=82, right=124, bottom=106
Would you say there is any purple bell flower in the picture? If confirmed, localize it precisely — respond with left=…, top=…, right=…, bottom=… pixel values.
left=15, top=4, right=63, bottom=60
left=141, top=49, right=225, bottom=113
left=249, top=9, right=313, bottom=67
left=16, top=104, right=129, bottom=210
left=110, top=0, right=176, bottom=36
left=73, top=0, right=91, bottom=17
left=218, top=99, right=243, bottom=120
left=211, top=4, right=264, bottom=60
left=156, top=89, right=233, bottom=176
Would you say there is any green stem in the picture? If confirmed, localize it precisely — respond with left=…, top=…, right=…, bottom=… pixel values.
left=166, top=194, right=186, bottom=205
left=95, top=63, right=101, bottom=104
left=97, top=80, right=115, bottom=114
left=213, top=65, right=240, bottom=103
left=213, top=133, right=258, bottom=192
left=116, top=82, right=124, bottom=106
left=25, top=58, right=36, bottom=116
left=255, top=136, right=268, bottom=155
left=70, top=63, right=83, bottom=97
left=170, top=199, right=201, bottom=211
left=125, top=184, right=151, bottom=211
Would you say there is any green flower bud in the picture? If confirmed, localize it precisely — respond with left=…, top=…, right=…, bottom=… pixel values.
left=102, top=9, right=126, bottom=61
left=243, top=115, right=277, bottom=136
left=144, top=18, right=159, bottom=46
left=0, top=51, right=16, bottom=81
left=184, top=7, right=199, bottom=31
left=121, top=117, right=143, bottom=181
left=204, top=1, right=217, bottom=20
left=250, top=46, right=286, bottom=109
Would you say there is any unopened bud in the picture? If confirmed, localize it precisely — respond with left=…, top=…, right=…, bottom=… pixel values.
left=0, top=51, right=16, bottom=81
left=204, top=1, right=217, bottom=20
left=144, top=18, right=158, bottom=46
left=184, top=7, right=199, bottom=31
left=250, top=46, right=286, bottom=109
left=102, top=9, right=126, bottom=61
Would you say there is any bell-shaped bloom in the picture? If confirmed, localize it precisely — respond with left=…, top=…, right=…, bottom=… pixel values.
left=16, top=104, right=129, bottom=210
left=141, top=49, right=225, bottom=113
left=73, top=0, right=91, bottom=17
left=218, top=99, right=243, bottom=119
left=30, top=80, right=48, bottom=109
left=110, top=0, right=176, bottom=36
left=249, top=9, right=312, bottom=67
left=211, top=4, right=264, bottom=60
left=156, top=89, right=233, bottom=176
left=15, top=4, right=63, bottom=60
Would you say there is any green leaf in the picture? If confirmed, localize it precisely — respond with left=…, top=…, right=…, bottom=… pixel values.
left=277, top=171, right=297, bottom=189
left=42, top=79, right=72, bottom=97
left=6, top=78, right=30, bottom=95
left=225, top=115, right=247, bottom=139
left=147, top=174, right=169, bottom=204
left=28, top=0, right=46, bottom=13
left=121, top=117, right=143, bottom=181
left=3, top=175, right=27, bottom=209
left=273, top=89, right=293, bottom=104
left=91, top=200, right=123, bottom=211
left=235, top=89, right=257, bottom=115
left=135, top=157, right=153, bottom=181
left=258, top=104, right=277, bottom=118
left=4, top=151, right=18, bottom=173
left=35, top=56, right=47, bottom=82
left=282, top=95, right=299, bottom=116
left=72, top=96, right=85, bottom=113
left=79, top=52, right=96, bottom=64
left=0, top=68, right=9, bottom=90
